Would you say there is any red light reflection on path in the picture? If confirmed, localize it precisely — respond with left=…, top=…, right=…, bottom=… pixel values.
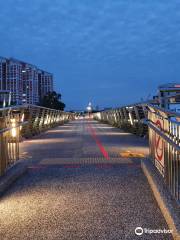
left=87, top=122, right=110, bottom=160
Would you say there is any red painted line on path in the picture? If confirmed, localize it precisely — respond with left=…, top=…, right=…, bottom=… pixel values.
left=87, top=122, right=110, bottom=160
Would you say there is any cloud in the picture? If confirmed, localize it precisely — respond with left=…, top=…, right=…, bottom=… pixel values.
left=0, top=0, right=180, bottom=108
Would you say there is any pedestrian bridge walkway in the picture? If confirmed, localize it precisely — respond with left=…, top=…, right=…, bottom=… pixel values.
left=20, top=119, right=149, bottom=165
left=0, top=119, right=172, bottom=240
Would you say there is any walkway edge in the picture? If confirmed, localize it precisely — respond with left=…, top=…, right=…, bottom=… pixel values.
left=141, top=159, right=180, bottom=240
left=0, top=162, right=27, bottom=197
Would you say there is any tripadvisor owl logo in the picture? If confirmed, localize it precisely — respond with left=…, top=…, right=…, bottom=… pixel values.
left=135, top=227, right=173, bottom=236
left=135, top=227, right=143, bottom=236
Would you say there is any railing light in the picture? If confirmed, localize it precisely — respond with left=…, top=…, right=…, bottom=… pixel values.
left=11, top=119, right=17, bottom=137
left=20, top=113, right=25, bottom=131
left=129, top=113, right=133, bottom=125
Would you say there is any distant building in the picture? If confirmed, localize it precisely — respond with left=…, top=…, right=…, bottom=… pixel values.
left=38, top=70, right=53, bottom=101
left=0, top=56, right=54, bottom=106
left=1, top=57, right=23, bottom=105
left=158, top=83, right=180, bottom=111
left=0, top=56, right=7, bottom=91
left=19, top=60, right=39, bottom=104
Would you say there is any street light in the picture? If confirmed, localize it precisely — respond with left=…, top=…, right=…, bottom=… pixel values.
left=86, top=102, right=92, bottom=118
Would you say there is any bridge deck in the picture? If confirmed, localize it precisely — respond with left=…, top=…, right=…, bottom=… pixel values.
left=0, top=120, right=172, bottom=239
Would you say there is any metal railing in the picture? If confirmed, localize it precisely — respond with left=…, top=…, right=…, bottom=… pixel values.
left=94, top=103, right=180, bottom=204
left=147, top=105, right=180, bottom=204
left=22, top=105, right=74, bottom=138
left=93, top=102, right=148, bottom=136
left=0, top=125, right=20, bottom=175
left=0, top=105, right=74, bottom=175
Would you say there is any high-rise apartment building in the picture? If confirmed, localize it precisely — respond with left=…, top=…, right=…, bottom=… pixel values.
left=0, top=57, right=22, bottom=104
left=0, top=56, right=7, bottom=91
left=38, top=70, right=53, bottom=101
left=8, top=58, right=23, bottom=104
left=20, top=61, right=39, bottom=104
left=0, top=57, right=53, bottom=105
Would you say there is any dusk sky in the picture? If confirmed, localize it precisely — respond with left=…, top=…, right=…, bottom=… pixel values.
left=0, top=0, right=180, bottom=110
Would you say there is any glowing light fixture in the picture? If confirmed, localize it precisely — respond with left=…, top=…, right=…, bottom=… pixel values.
left=11, top=118, right=17, bottom=137
left=86, top=102, right=92, bottom=112
left=129, top=113, right=133, bottom=125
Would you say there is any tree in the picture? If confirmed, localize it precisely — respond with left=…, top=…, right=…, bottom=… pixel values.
left=40, top=91, right=65, bottom=110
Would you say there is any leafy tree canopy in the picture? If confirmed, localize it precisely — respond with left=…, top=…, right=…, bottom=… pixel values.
left=40, top=91, right=65, bottom=110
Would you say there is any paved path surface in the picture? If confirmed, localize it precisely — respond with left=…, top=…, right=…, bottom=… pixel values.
left=0, top=120, right=172, bottom=239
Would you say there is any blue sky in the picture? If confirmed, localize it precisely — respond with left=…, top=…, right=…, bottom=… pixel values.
left=0, top=0, right=180, bottom=110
